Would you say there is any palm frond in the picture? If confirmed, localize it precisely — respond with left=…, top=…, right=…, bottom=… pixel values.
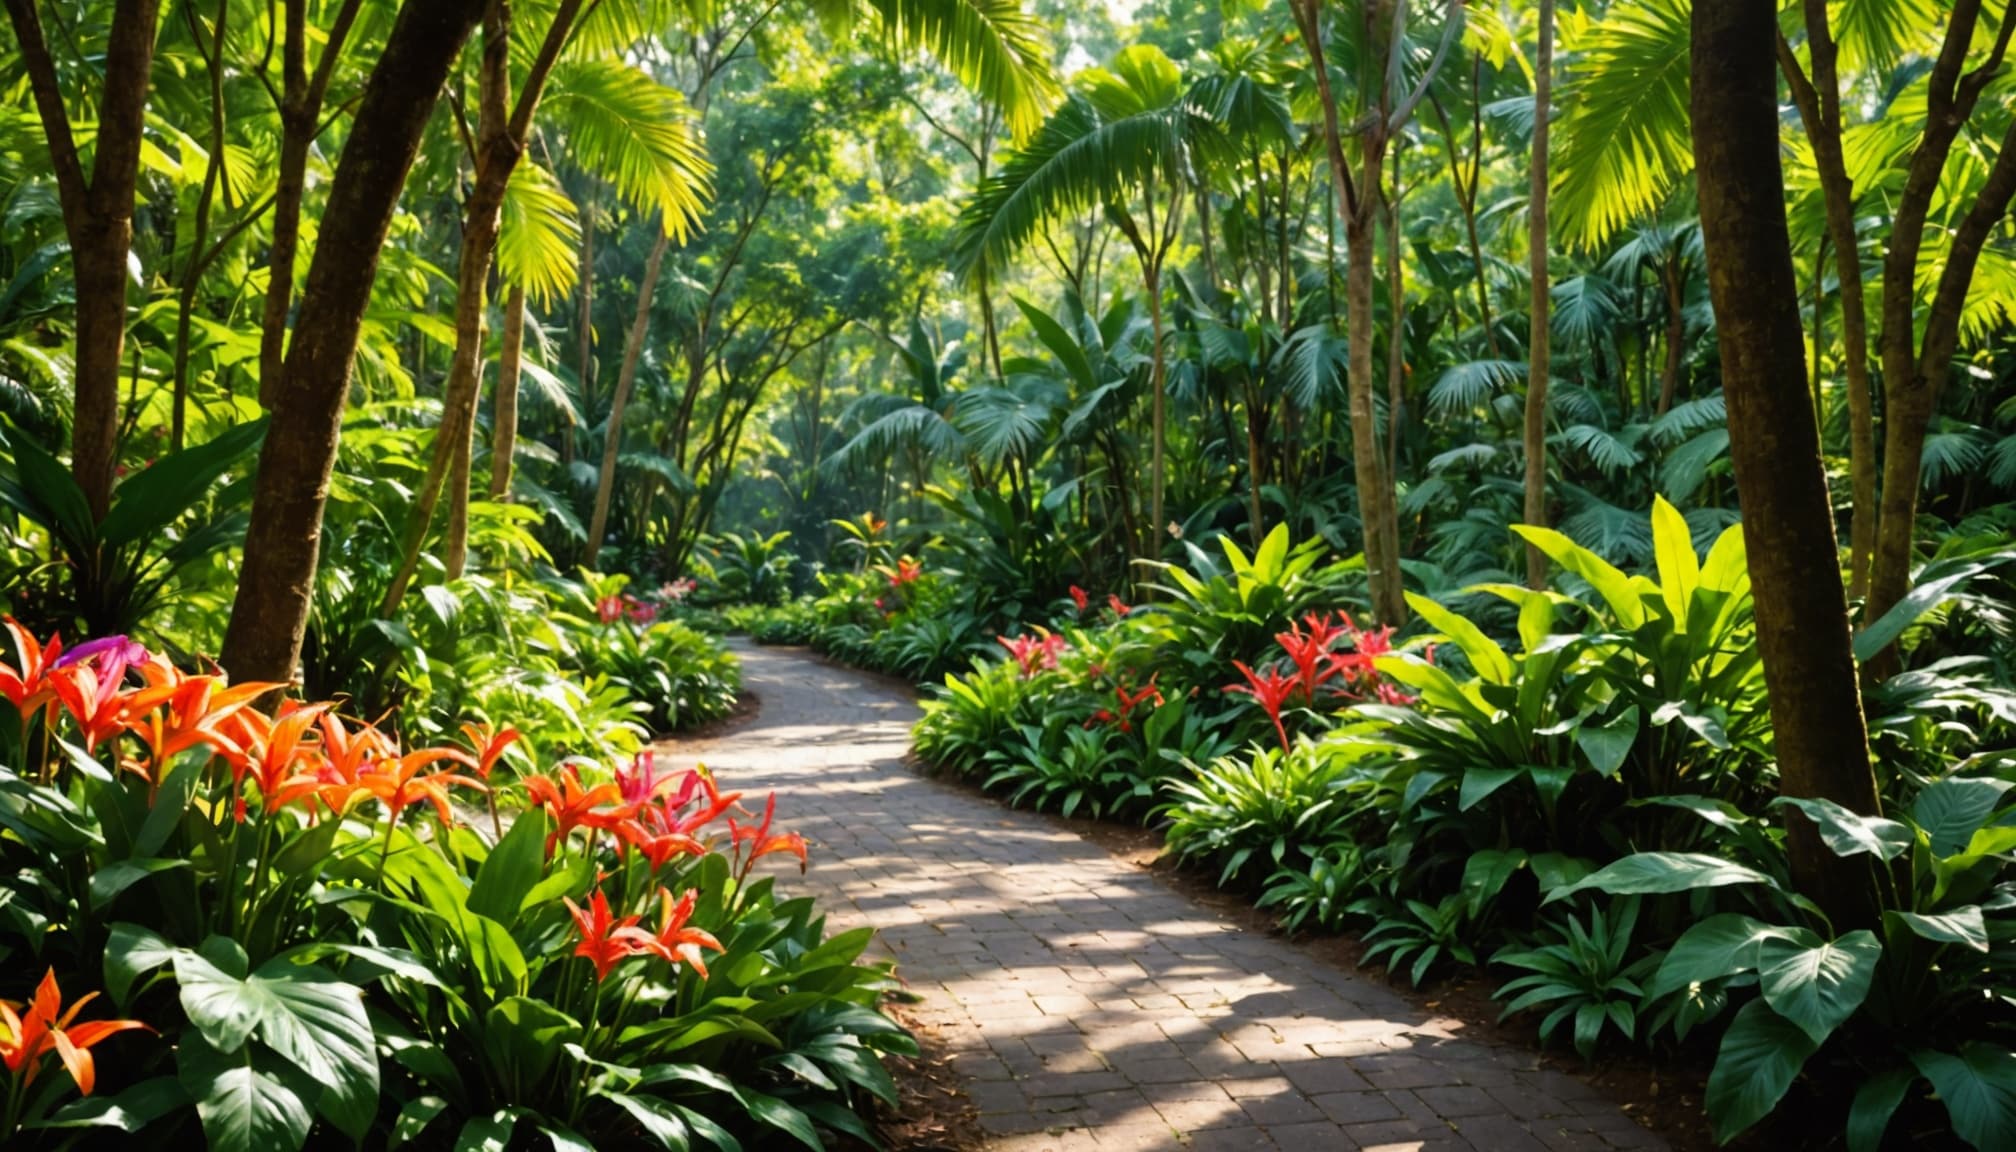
left=1551, top=274, right=1620, bottom=347
left=1647, top=391, right=1727, bottom=445
left=1278, top=323, right=1347, bottom=410
left=1556, top=422, right=1645, bottom=477
left=1920, top=424, right=1987, bottom=488
left=859, top=0, right=1058, bottom=138
left=1989, top=432, right=2016, bottom=492
left=544, top=60, right=711, bottom=239
left=829, top=403, right=969, bottom=472
left=1554, top=0, right=1692, bottom=249
left=1560, top=486, right=1654, bottom=565
left=498, top=162, right=581, bottom=308
left=1428, top=359, right=1524, bottom=417
left=954, top=381, right=1063, bottom=466
left=1659, top=427, right=1729, bottom=503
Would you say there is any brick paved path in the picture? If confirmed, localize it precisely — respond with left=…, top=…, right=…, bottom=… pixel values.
left=659, top=644, right=1666, bottom=1152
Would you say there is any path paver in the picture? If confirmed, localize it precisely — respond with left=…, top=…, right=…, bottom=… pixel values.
left=660, top=644, right=1667, bottom=1152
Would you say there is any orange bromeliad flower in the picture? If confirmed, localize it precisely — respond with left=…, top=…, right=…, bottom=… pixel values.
left=460, top=722, right=522, bottom=780
left=562, top=888, right=658, bottom=981
left=644, top=887, right=721, bottom=977
left=0, top=969, right=150, bottom=1096
left=0, top=619, right=61, bottom=718
left=357, top=748, right=485, bottom=828
left=524, top=765, right=635, bottom=857
left=729, top=793, right=808, bottom=873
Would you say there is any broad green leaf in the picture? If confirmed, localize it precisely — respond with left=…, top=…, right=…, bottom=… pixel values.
left=391, top=1096, right=448, bottom=1149
left=737, top=1088, right=822, bottom=1150
left=1460, top=849, right=1524, bottom=919
left=1911, top=1044, right=2016, bottom=1151
left=1887, top=907, right=1989, bottom=952
left=1511, top=524, right=1647, bottom=627
left=1912, top=778, right=2013, bottom=856
left=1756, top=930, right=1881, bottom=1046
left=468, top=808, right=549, bottom=924
left=100, top=418, right=267, bottom=549
left=1705, top=1000, right=1819, bottom=1144
left=1846, top=1067, right=1915, bottom=1152
left=1576, top=706, right=1638, bottom=778
left=178, top=1035, right=314, bottom=1152
left=1772, top=797, right=1911, bottom=861
left=87, top=858, right=189, bottom=910
left=1650, top=495, right=1698, bottom=628
left=1459, top=765, right=1521, bottom=812
left=1405, top=592, right=1512, bottom=684
left=455, top=1111, right=520, bottom=1152
left=1545, top=852, right=1779, bottom=904
left=105, top=922, right=178, bottom=1009
left=35, top=1076, right=188, bottom=1131
left=1649, top=913, right=1776, bottom=997
left=483, top=997, right=581, bottom=1091
left=601, top=1092, right=692, bottom=1151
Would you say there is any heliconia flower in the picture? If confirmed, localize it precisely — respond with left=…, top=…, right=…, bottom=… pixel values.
left=730, top=793, right=808, bottom=872
left=562, top=889, right=659, bottom=981
left=865, top=514, right=887, bottom=534
left=0, top=969, right=150, bottom=1096
left=525, top=765, right=636, bottom=857
left=1226, top=661, right=1297, bottom=750
left=460, top=722, right=523, bottom=780
left=644, top=887, right=722, bottom=977
left=357, top=747, right=485, bottom=828
left=0, top=619, right=62, bottom=718
left=889, top=558, right=924, bottom=587
left=1069, top=585, right=1090, bottom=613
left=615, top=751, right=677, bottom=806
left=1107, top=594, right=1131, bottom=617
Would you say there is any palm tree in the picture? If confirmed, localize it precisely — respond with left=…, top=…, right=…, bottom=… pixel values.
left=953, top=42, right=1222, bottom=565
left=1524, top=0, right=1555, bottom=589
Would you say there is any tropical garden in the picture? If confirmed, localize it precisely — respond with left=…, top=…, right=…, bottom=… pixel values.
left=1, top=0, right=2014, bottom=1147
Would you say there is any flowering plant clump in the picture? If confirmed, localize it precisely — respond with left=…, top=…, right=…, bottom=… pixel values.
left=0, top=621, right=907, bottom=1151
left=998, top=629, right=1069, bottom=677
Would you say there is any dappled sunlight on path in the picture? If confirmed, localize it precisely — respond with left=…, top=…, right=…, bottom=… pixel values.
left=658, top=644, right=1666, bottom=1152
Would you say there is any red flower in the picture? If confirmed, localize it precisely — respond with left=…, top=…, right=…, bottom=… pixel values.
left=624, top=597, right=658, bottom=625
left=1068, top=585, right=1090, bottom=613
left=730, top=793, right=807, bottom=873
left=563, top=888, right=658, bottom=981
left=645, top=766, right=741, bottom=838
left=889, top=558, right=923, bottom=587
left=997, top=630, right=1068, bottom=678
left=616, top=752, right=681, bottom=806
left=356, top=747, right=486, bottom=828
left=524, top=765, right=636, bottom=857
left=617, top=819, right=709, bottom=870
left=0, top=619, right=62, bottom=719
left=1091, top=676, right=1162, bottom=734
left=460, top=722, right=523, bottom=780
left=1226, top=661, right=1298, bottom=750
left=1107, top=594, right=1131, bottom=617
left=643, top=887, right=722, bottom=977
left=228, top=702, right=329, bottom=820
left=596, top=595, right=625, bottom=624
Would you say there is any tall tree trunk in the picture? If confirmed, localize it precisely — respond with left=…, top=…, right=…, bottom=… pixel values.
left=1692, top=0, right=1882, bottom=924
left=1777, top=11, right=1878, bottom=598
left=1524, top=0, right=1555, bottom=590
left=586, top=231, right=671, bottom=565
left=488, top=285, right=526, bottom=499
left=260, top=0, right=363, bottom=407
left=1656, top=257, right=1684, bottom=416
left=1385, top=161, right=1408, bottom=485
left=383, top=0, right=584, bottom=609
left=1146, top=259, right=1168, bottom=561
left=1865, top=0, right=2016, bottom=639
left=4, top=0, right=163, bottom=518
left=222, top=0, right=489, bottom=685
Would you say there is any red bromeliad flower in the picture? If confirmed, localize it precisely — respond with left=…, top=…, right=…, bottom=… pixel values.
left=596, top=595, right=625, bottom=624
left=615, top=751, right=679, bottom=806
left=1226, top=661, right=1298, bottom=750
left=644, top=766, right=741, bottom=839
left=0, top=969, right=150, bottom=1096
left=730, top=793, right=808, bottom=874
left=562, top=889, right=659, bottom=981
left=1091, top=675, right=1162, bottom=734
left=997, top=630, right=1068, bottom=678
left=1068, top=585, right=1090, bottom=613
left=889, top=558, right=923, bottom=587
left=1107, top=594, right=1131, bottom=617
left=644, top=887, right=722, bottom=976
left=625, top=597, right=658, bottom=625
left=524, top=765, right=636, bottom=856
left=617, top=819, right=709, bottom=870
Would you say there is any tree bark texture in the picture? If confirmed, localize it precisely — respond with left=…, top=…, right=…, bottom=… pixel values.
left=1524, top=0, right=1554, bottom=590
left=221, top=0, right=489, bottom=685
left=586, top=230, right=671, bottom=564
left=3, top=0, right=163, bottom=518
left=1691, top=0, right=1883, bottom=923
left=488, top=285, right=526, bottom=499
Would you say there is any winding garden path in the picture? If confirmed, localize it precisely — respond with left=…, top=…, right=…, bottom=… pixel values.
left=657, top=644, right=1667, bottom=1152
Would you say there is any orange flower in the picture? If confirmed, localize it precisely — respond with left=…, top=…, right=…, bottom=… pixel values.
left=643, top=887, right=721, bottom=977
left=562, top=888, right=658, bottom=981
left=0, top=619, right=61, bottom=718
left=357, top=747, right=485, bottom=828
left=729, top=793, right=807, bottom=872
left=616, top=819, right=709, bottom=870
left=0, top=969, right=150, bottom=1096
left=524, top=765, right=635, bottom=857
left=119, top=661, right=280, bottom=788
left=227, top=703, right=330, bottom=820
left=46, top=663, right=128, bottom=753
left=460, top=722, right=522, bottom=780
left=307, top=712, right=396, bottom=816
